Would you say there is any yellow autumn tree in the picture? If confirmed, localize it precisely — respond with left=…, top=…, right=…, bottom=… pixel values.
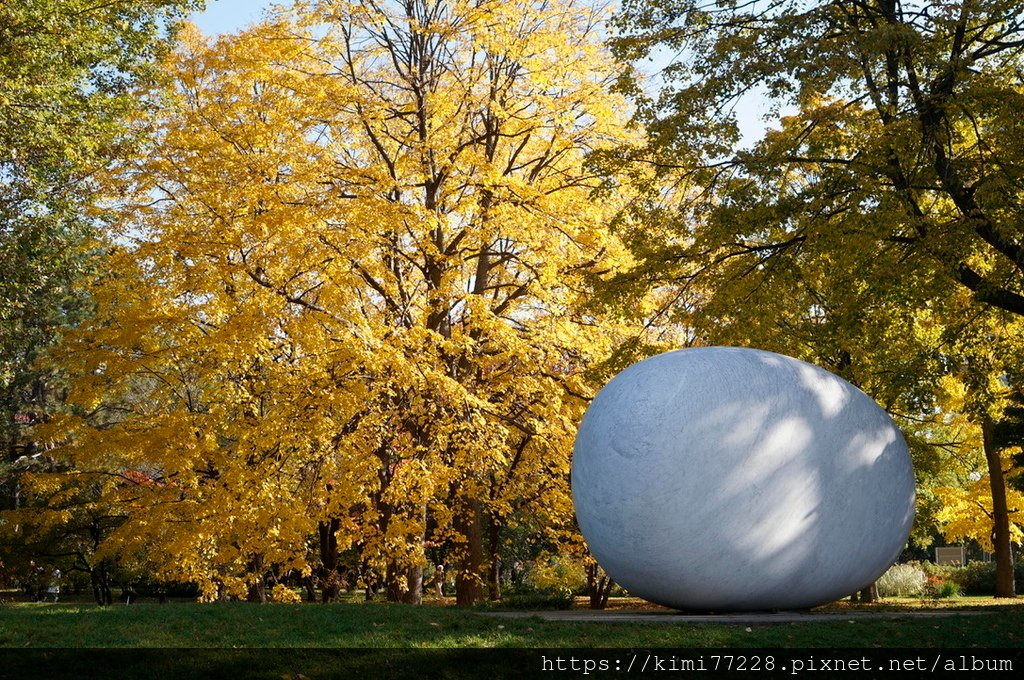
left=930, top=323, right=1024, bottom=585
left=37, top=0, right=639, bottom=604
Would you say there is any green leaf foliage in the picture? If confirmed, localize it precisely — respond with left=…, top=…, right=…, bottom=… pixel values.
left=610, top=0, right=1024, bottom=560
left=0, top=0, right=202, bottom=454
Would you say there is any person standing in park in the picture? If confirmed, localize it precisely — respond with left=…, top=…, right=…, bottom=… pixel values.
left=46, top=569, right=60, bottom=603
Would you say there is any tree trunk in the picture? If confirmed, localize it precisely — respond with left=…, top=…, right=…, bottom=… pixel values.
left=386, top=563, right=424, bottom=604
left=90, top=568, right=103, bottom=606
left=486, top=515, right=501, bottom=602
left=319, top=518, right=341, bottom=602
left=91, top=561, right=112, bottom=606
left=587, top=563, right=614, bottom=610
left=382, top=502, right=425, bottom=604
left=403, top=563, right=423, bottom=604
left=246, top=555, right=267, bottom=603
left=247, top=578, right=266, bottom=603
left=360, top=555, right=378, bottom=601
left=385, top=565, right=399, bottom=602
left=403, top=503, right=426, bottom=604
left=303, top=574, right=317, bottom=602
left=455, top=498, right=484, bottom=606
left=983, top=416, right=1016, bottom=597
left=857, top=581, right=878, bottom=603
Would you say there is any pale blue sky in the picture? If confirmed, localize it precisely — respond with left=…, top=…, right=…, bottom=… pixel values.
left=189, top=0, right=283, bottom=35
left=187, top=0, right=777, bottom=145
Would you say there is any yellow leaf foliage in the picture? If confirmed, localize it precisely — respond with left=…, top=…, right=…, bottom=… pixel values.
left=41, top=1, right=641, bottom=593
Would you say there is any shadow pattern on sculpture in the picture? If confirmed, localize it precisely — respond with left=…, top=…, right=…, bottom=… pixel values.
left=572, top=347, right=915, bottom=611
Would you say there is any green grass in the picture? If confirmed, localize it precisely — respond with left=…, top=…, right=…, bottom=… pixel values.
left=0, top=596, right=1021, bottom=648
left=1, top=597, right=1020, bottom=679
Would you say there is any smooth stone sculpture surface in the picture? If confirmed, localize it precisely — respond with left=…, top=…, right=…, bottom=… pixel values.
left=572, top=347, right=915, bottom=611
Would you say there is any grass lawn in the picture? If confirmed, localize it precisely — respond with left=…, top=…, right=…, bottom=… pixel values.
left=0, top=594, right=1021, bottom=648
left=1, top=595, right=1020, bottom=678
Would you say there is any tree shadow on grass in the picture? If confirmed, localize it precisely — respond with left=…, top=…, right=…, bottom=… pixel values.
left=0, top=649, right=536, bottom=680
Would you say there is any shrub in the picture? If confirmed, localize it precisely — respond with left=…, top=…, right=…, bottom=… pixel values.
left=269, top=584, right=302, bottom=604
left=917, top=560, right=957, bottom=581
left=956, top=560, right=1024, bottom=595
left=489, top=555, right=583, bottom=610
left=952, top=561, right=997, bottom=595
left=881, top=559, right=1021, bottom=597
left=492, top=587, right=575, bottom=610
left=127, top=578, right=200, bottom=600
left=527, top=556, right=587, bottom=596
left=877, top=563, right=927, bottom=597
left=922, top=574, right=962, bottom=599
left=488, top=554, right=584, bottom=611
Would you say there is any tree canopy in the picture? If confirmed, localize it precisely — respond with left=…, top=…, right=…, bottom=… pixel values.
left=612, top=0, right=1024, bottom=595
left=1, top=0, right=203, bottom=600
left=32, top=0, right=639, bottom=604
left=1, top=0, right=202, bottom=454
left=4, top=0, right=1022, bottom=605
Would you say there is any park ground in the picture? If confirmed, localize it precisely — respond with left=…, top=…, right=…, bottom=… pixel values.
left=2, top=595, right=1021, bottom=679
left=0, top=593, right=1021, bottom=648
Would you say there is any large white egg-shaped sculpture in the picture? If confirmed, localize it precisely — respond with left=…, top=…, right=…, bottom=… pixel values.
left=572, top=347, right=915, bottom=611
